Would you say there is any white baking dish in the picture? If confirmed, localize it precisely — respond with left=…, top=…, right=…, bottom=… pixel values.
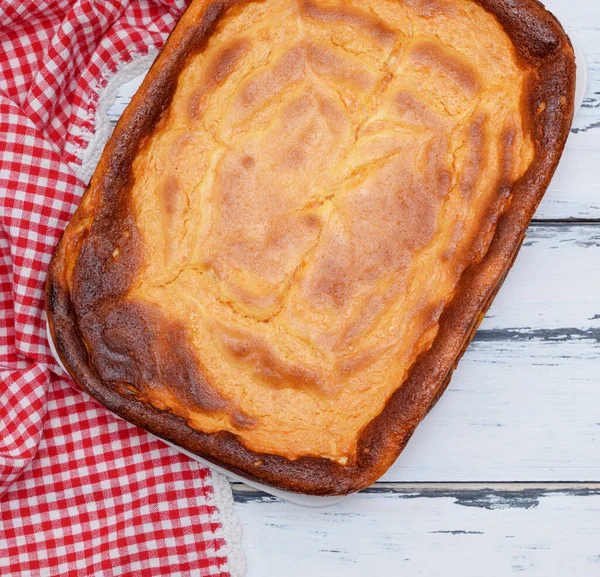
left=45, top=33, right=587, bottom=507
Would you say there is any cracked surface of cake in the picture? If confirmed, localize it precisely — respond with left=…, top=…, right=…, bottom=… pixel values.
left=48, top=0, right=575, bottom=494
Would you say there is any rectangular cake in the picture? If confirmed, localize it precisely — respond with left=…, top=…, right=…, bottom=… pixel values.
left=47, top=0, right=575, bottom=495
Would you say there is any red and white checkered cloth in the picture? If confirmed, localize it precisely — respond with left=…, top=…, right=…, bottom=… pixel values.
left=0, top=2, right=243, bottom=575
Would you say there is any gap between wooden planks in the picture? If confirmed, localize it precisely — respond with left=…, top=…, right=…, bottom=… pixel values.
left=231, top=481, right=600, bottom=502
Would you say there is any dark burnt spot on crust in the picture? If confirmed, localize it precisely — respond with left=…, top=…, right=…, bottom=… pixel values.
left=189, top=37, right=250, bottom=119
left=71, top=215, right=141, bottom=316
left=78, top=299, right=255, bottom=424
left=301, top=0, right=398, bottom=46
left=473, top=0, right=563, bottom=62
left=72, top=2, right=260, bottom=314
left=410, top=41, right=481, bottom=95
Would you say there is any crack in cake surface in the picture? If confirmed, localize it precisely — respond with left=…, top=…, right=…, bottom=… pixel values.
left=93, top=0, right=536, bottom=462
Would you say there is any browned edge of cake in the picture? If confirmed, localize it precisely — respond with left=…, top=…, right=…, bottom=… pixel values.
left=46, top=0, right=576, bottom=496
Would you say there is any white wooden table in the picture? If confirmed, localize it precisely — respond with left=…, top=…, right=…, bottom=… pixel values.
left=106, top=1, right=600, bottom=574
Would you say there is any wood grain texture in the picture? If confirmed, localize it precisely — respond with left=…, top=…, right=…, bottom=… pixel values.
left=98, top=1, right=599, bottom=573
left=539, top=2, right=600, bottom=220
left=233, top=483, right=600, bottom=577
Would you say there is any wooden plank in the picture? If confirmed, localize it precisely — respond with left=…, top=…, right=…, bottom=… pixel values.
left=377, top=224, right=600, bottom=482
left=232, top=483, right=600, bottom=577
left=104, top=0, right=600, bottom=221
left=381, top=336, right=599, bottom=482
left=535, top=0, right=600, bottom=220
left=482, top=224, right=600, bottom=330
left=534, top=4, right=600, bottom=220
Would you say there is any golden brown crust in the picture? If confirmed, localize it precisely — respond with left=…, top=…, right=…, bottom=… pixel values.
left=47, top=0, right=575, bottom=495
